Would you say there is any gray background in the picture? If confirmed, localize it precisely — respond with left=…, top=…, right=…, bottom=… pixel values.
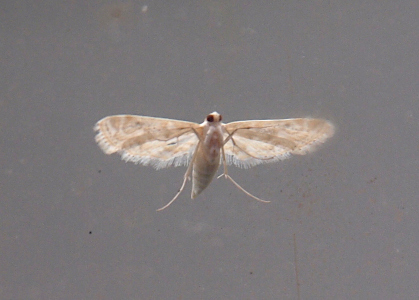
left=1, top=1, right=418, bottom=299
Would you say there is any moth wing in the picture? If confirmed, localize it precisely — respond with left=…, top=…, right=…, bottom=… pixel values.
left=223, top=118, right=334, bottom=168
left=94, top=115, right=200, bottom=169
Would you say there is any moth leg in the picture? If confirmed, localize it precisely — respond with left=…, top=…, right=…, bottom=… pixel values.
left=219, top=146, right=270, bottom=203
left=156, top=142, right=200, bottom=211
left=222, top=127, right=237, bottom=146
left=191, top=127, right=205, bottom=143
left=223, top=128, right=275, bottom=161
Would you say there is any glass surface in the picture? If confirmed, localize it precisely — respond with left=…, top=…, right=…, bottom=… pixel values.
left=1, top=1, right=418, bottom=299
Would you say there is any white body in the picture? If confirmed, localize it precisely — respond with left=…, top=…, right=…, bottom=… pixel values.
left=191, top=114, right=224, bottom=198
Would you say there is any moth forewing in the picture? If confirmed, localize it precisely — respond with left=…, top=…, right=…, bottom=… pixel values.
left=94, top=115, right=201, bottom=169
left=222, top=118, right=334, bottom=168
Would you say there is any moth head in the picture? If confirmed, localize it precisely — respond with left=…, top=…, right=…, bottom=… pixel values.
left=206, top=111, right=222, bottom=123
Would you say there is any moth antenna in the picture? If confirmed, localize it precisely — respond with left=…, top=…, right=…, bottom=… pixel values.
left=156, top=141, right=200, bottom=211
left=156, top=173, right=188, bottom=211
left=224, top=174, right=270, bottom=203
left=220, top=146, right=270, bottom=204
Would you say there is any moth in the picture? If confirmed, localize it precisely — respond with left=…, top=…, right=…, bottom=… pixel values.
left=94, top=112, right=334, bottom=211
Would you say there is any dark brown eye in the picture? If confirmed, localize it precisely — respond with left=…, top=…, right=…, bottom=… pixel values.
left=207, top=115, right=214, bottom=122
left=219, top=114, right=222, bottom=121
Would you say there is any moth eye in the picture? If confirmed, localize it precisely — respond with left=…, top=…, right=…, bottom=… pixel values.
left=219, top=115, right=222, bottom=121
left=207, top=115, right=214, bottom=122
